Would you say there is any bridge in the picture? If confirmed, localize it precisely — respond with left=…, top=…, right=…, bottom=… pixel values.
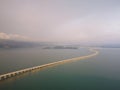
left=0, top=48, right=99, bottom=81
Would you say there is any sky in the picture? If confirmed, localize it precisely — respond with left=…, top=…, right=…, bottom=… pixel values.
left=0, top=0, right=120, bottom=44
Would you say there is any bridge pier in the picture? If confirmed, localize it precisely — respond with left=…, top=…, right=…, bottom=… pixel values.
left=0, top=48, right=99, bottom=81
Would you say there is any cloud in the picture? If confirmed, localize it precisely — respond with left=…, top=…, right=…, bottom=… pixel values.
left=0, top=32, right=31, bottom=41
left=0, top=32, right=10, bottom=39
left=50, top=10, right=120, bottom=43
left=0, top=0, right=120, bottom=44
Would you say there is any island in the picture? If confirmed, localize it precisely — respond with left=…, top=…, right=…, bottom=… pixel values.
left=43, top=46, right=78, bottom=49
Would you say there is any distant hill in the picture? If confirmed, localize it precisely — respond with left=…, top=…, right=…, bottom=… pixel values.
left=0, top=39, right=43, bottom=48
left=101, top=45, right=120, bottom=48
left=1, top=39, right=120, bottom=49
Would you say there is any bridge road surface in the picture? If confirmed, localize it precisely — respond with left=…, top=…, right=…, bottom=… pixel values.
left=0, top=48, right=99, bottom=81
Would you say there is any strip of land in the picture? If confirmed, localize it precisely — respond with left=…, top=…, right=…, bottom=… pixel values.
left=0, top=48, right=99, bottom=81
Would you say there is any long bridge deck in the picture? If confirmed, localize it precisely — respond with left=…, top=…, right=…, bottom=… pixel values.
left=0, top=48, right=99, bottom=81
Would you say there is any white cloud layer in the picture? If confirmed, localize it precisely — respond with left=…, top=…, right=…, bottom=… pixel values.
left=0, top=32, right=31, bottom=41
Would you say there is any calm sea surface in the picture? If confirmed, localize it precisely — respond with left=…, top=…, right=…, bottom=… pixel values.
left=0, top=47, right=120, bottom=90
